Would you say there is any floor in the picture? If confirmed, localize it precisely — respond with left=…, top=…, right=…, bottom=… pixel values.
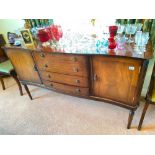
left=0, top=77, right=155, bottom=135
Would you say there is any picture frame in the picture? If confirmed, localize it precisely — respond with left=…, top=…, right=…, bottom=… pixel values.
left=20, top=29, right=35, bottom=49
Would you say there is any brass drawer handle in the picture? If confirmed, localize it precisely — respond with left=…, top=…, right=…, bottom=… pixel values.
left=71, top=57, right=77, bottom=62
left=33, top=65, right=37, bottom=71
left=50, top=83, right=53, bottom=87
left=73, top=68, right=79, bottom=72
left=44, top=64, right=48, bottom=68
left=40, top=53, right=45, bottom=57
left=75, top=79, right=80, bottom=83
left=48, top=74, right=51, bottom=78
left=75, top=88, right=81, bottom=93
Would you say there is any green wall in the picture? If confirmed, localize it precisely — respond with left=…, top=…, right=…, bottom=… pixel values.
left=0, top=19, right=25, bottom=43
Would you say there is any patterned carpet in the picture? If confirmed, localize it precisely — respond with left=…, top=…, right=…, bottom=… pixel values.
left=0, top=77, right=155, bottom=135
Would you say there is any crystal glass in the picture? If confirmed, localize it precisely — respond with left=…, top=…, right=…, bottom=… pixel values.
left=134, top=31, right=149, bottom=53
left=117, top=24, right=125, bottom=35
left=141, top=32, right=149, bottom=52
left=125, top=24, right=137, bottom=43
left=135, top=23, right=143, bottom=31
left=116, top=35, right=126, bottom=50
left=135, top=31, right=142, bottom=46
left=125, top=24, right=131, bottom=42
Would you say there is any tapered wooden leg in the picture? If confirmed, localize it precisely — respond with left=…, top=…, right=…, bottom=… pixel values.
left=23, top=84, right=33, bottom=100
left=11, top=74, right=23, bottom=96
left=127, top=110, right=135, bottom=129
left=138, top=102, right=150, bottom=130
left=0, top=77, right=5, bottom=90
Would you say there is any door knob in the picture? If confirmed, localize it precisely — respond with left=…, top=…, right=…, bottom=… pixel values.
left=75, top=79, right=80, bottom=83
left=93, top=74, right=97, bottom=81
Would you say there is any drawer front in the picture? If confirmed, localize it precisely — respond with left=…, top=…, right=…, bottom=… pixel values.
left=33, top=52, right=89, bottom=77
left=43, top=81, right=89, bottom=96
left=40, top=71, right=89, bottom=87
left=34, top=52, right=88, bottom=63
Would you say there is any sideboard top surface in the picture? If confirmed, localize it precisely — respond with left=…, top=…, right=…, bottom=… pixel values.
left=3, top=41, right=154, bottom=60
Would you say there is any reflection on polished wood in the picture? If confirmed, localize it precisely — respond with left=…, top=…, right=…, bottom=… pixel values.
left=3, top=40, right=153, bottom=59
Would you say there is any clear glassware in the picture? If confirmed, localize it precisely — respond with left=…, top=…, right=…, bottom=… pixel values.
left=125, top=24, right=137, bottom=43
left=135, top=31, right=142, bottom=46
left=116, top=35, right=126, bottom=50
left=142, top=32, right=149, bottom=44
left=125, top=24, right=131, bottom=42
left=130, top=24, right=137, bottom=41
left=135, top=23, right=143, bottom=31
left=134, top=31, right=149, bottom=53
left=117, top=24, right=125, bottom=35
left=141, top=32, right=149, bottom=52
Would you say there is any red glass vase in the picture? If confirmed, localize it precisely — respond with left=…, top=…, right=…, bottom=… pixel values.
left=108, top=37, right=117, bottom=49
left=37, top=28, right=51, bottom=43
left=50, top=25, right=63, bottom=41
left=109, top=26, right=118, bottom=37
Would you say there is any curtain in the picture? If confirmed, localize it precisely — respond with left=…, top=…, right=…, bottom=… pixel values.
left=24, top=19, right=54, bottom=28
left=116, top=19, right=155, bottom=49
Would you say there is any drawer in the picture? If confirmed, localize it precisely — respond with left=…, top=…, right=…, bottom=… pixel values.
left=33, top=52, right=89, bottom=77
left=40, top=71, right=89, bottom=87
left=43, top=80, right=89, bottom=96
left=34, top=52, right=88, bottom=63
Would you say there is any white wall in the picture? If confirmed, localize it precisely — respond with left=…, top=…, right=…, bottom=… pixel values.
left=0, top=19, right=25, bottom=43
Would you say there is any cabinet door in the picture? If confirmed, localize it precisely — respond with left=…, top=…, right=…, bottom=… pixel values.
left=6, top=48, right=41, bottom=84
left=91, top=56, right=142, bottom=106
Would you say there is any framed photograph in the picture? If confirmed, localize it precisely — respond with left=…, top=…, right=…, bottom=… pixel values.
left=20, top=29, right=35, bottom=49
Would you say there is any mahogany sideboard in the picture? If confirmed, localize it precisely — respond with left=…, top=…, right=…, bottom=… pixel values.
left=3, top=43, right=153, bottom=129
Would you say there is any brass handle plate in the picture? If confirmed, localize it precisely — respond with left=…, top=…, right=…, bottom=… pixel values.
left=44, top=64, right=48, bottom=68
left=71, top=57, right=77, bottom=62
left=40, top=53, right=45, bottom=57
left=73, top=68, right=79, bottom=72
left=75, top=88, right=81, bottom=93
left=48, top=74, right=51, bottom=78
left=75, top=79, right=80, bottom=83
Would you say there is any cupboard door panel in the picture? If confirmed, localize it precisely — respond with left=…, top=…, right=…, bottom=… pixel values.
left=6, top=49, right=41, bottom=84
left=91, top=56, right=142, bottom=106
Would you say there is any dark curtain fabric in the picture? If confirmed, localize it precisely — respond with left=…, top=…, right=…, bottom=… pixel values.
left=116, top=19, right=155, bottom=49
left=24, top=19, right=54, bottom=28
